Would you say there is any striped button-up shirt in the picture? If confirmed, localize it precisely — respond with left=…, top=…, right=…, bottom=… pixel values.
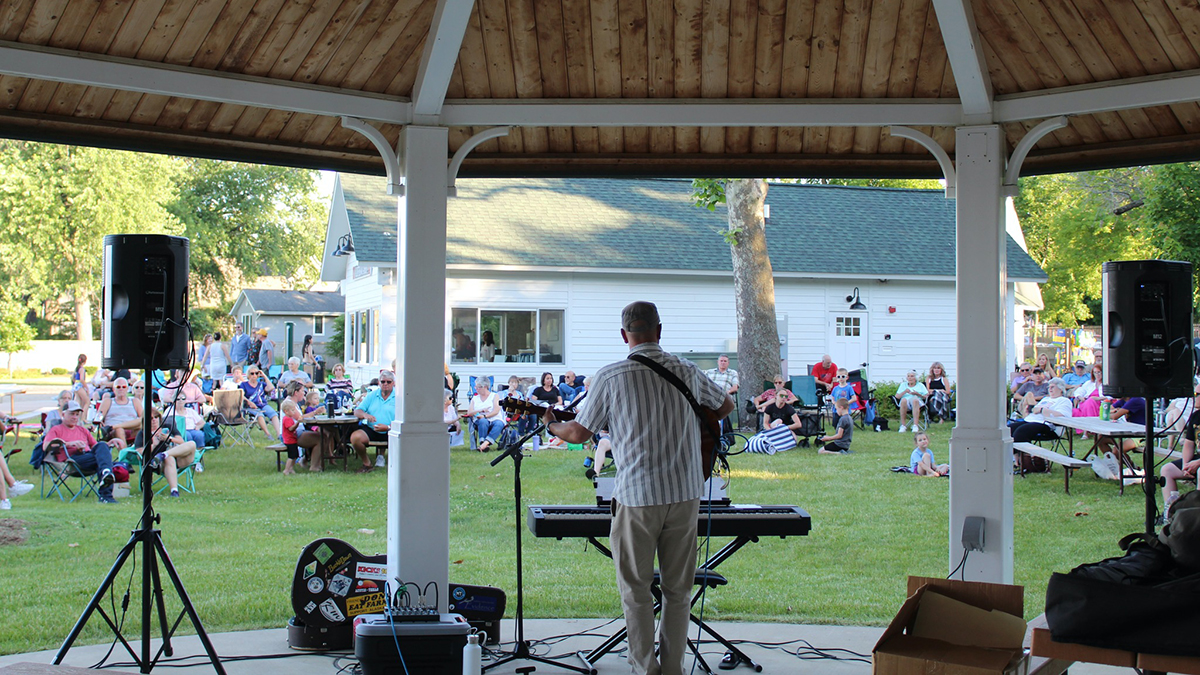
left=704, top=367, right=739, bottom=394
left=576, top=342, right=727, bottom=507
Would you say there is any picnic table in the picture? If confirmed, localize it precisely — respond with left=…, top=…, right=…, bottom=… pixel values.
left=0, top=385, right=26, bottom=416
left=1054, top=416, right=1167, bottom=495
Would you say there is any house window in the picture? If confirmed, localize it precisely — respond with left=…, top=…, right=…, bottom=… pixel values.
left=241, top=314, right=252, bottom=334
left=450, top=308, right=564, bottom=364
left=835, top=316, right=861, bottom=337
left=314, top=316, right=325, bottom=336
left=358, top=311, right=370, bottom=363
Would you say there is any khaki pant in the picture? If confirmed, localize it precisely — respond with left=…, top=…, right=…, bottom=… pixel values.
left=611, top=498, right=699, bottom=675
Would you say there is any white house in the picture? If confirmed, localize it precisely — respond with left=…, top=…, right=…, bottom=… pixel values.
left=320, top=174, right=1046, bottom=394
left=228, top=289, right=344, bottom=365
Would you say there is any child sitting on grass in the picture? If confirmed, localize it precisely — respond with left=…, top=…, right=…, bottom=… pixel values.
left=909, top=431, right=949, bottom=477
left=818, top=398, right=853, bottom=455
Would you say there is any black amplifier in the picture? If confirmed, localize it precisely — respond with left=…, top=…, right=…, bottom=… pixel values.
left=448, top=583, right=506, bottom=645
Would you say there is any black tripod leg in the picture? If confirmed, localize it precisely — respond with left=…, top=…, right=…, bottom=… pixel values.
left=153, top=534, right=227, bottom=675
left=147, top=539, right=175, bottom=658
left=689, top=615, right=761, bottom=672
left=55, top=533, right=140, bottom=665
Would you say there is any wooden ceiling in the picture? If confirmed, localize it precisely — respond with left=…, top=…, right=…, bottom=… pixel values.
left=2, top=0, right=1200, bottom=178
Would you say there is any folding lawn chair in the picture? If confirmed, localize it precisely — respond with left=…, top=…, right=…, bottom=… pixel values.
left=39, top=443, right=104, bottom=503
left=212, top=389, right=254, bottom=448
left=154, top=445, right=208, bottom=496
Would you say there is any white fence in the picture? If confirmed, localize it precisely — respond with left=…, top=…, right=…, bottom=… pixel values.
left=0, top=340, right=100, bottom=372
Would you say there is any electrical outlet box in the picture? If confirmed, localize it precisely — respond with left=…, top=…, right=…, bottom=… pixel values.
left=962, top=516, right=985, bottom=552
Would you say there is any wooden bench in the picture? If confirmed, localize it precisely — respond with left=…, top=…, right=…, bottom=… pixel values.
left=267, top=443, right=286, bottom=472
left=367, top=440, right=387, bottom=467
left=1029, top=612, right=1200, bottom=675
left=1012, top=441, right=1091, bottom=494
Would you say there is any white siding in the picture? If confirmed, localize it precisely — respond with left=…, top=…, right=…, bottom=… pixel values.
left=342, top=263, right=384, bottom=383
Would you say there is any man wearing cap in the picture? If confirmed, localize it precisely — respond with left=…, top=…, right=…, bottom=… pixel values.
left=1062, top=360, right=1091, bottom=396
left=230, top=323, right=251, bottom=370
left=256, top=328, right=275, bottom=372
left=542, top=301, right=734, bottom=675
left=44, top=400, right=118, bottom=504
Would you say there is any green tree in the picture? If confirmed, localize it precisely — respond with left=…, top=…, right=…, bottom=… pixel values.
left=0, top=142, right=180, bottom=338
left=0, top=301, right=35, bottom=373
left=166, top=161, right=325, bottom=301
left=1143, top=162, right=1200, bottom=313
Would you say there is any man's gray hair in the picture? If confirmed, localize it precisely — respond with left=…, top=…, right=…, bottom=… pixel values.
left=287, top=356, right=301, bottom=366
left=1047, top=377, right=1067, bottom=392
left=621, top=301, right=660, bottom=334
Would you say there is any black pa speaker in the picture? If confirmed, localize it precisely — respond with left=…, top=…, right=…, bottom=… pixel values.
left=102, top=234, right=190, bottom=370
left=1101, top=260, right=1194, bottom=398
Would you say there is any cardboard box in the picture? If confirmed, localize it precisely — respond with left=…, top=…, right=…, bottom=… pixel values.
left=873, top=576, right=1029, bottom=675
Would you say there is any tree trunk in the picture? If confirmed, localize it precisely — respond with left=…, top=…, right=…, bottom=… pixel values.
left=726, top=179, right=781, bottom=429
left=74, top=288, right=92, bottom=341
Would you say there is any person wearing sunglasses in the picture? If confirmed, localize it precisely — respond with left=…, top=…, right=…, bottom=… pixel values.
left=97, top=377, right=143, bottom=450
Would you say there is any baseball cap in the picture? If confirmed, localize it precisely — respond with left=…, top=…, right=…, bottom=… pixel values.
left=1074, top=360, right=1086, bottom=367
left=256, top=328, right=269, bottom=336
left=64, top=400, right=83, bottom=412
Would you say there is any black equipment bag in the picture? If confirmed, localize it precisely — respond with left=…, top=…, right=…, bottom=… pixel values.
left=1017, top=452, right=1049, bottom=474
left=1045, top=539, right=1200, bottom=657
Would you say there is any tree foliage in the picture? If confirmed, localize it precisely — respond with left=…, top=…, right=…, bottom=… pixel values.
left=1144, top=162, right=1200, bottom=313
left=165, top=160, right=325, bottom=301
left=0, top=300, right=35, bottom=371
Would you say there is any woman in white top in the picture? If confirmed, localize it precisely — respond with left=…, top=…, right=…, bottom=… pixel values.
left=277, top=356, right=314, bottom=388
left=202, top=332, right=231, bottom=381
left=99, top=377, right=143, bottom=449
left=1008, top=378, right=1072, bottom=443
left=467, top=378, right=506, bottom=452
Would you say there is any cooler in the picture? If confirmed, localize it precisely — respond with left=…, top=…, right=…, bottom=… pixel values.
left=354, top=613, right=470, bottom=675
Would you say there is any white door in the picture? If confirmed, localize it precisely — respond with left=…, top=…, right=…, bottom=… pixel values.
left=828, top=311, right=869, bottom=374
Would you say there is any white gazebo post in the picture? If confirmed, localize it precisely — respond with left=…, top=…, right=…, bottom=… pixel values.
left=949, top=124, right=1013, bottom=583
left=388, top=124, right=452, bottom=608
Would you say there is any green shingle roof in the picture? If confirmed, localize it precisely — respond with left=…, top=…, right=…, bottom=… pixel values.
left=338, top=174, right=1047, bottom=281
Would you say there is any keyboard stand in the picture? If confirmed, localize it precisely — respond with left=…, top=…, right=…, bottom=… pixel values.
left=582, top=534, right=764, bottom=672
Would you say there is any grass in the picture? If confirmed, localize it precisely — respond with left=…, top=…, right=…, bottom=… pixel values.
left=0, top=419, right=1155, bottom=656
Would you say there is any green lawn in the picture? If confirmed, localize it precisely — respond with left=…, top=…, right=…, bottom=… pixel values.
left=0, top=421, right=1152, bottom=656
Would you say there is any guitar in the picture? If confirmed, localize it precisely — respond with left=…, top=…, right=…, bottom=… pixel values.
left=499, top=398, right=577, bottom=421
left=292, top=538, right=387, bottom=627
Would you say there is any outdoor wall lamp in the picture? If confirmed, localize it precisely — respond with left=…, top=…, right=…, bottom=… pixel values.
left=331, top=234, right=355, bottom=257
left=847, top=287, right=866, bottom=310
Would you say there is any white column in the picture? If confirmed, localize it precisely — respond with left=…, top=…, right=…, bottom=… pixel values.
left=388, top=125, right=451, bottom=610
left=949, top=125, right=1014, bottom=583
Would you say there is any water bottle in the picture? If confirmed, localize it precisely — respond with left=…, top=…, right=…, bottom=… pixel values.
left=326, top=391, right=337, bottom=418
left=462, top=633, right=481, bottom=675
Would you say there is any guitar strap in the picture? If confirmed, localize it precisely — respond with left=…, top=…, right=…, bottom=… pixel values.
left=627, top=353, right=722, bottom=459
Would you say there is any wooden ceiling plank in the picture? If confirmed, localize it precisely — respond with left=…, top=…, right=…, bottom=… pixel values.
left=72, top=82, right=117, bottom=118
left=78, top=0, right=136, bottom=52
left=879, top=0, right=927, bottom=153
left=446, top=57, right=464, bottom=97
left=99, top=88, right=142, bottom=120
left=479, top=0, right=519, bottom=98
left=804, top=0, right=841, bottom=153
left=447, top=124, right=471, bottom=153
left=160, top=0, right=226, bottom=66
left=533, top=0, right=569, bottom=96
left=155, top=96, right=198, bottom=128
left=1099, top=0, right=1175, bottom=74
left=616, top=0, right=649, bottom=154
left=853, top=0, right=901, bottom=154
left=1169, top=101, right=1200, bottom=134
left=938, top=48, right=958, bottom=97
left=1161, top=1, right=1200, bottom=65
left=242, top=0, right=313, bottom=76
left=15, top=77, right=59, bottom=113
left=266, top=0, right=343, bottom=79
left=294, top=0, right=380, bottom=87
left=673, top=0, right=702, bottom=97
left=974, top=4, right=1039, bottom=96
left=229, top=101, right=270, bottom=134
left=1032, top=0, right=1121, bottom=81
left=1071, top=0, right=1153, bottom=79
left=216, top=0, right=287, bottom=71
left=17, top=0, right=69, bottom=44
left=911, top=1, right=948, bottom=97
left=383, top=29, right=428, bottom=94
left=43, top=81, right=88, bottom=115
left=135, top=0, right=203, bottom=61
left=187, top=1, right=266, bottom=70
left=1137, top=103, right=1186, bottom=136
left=0, top=2, right=35, bottom=42
left=644, top=0, right=672, bottom=152
left=590, top=0, right=621, bottom=152
left=0, top=75, right=32, bottom=110
left=699, top=0, right=730, bottom=153
left=318, top=0, right=405, bottom=87
left=48, top=0, right=100, bottom=49
left=510, top=0, right=546, bottom=99
left=276, top=109, right=319, bottom=141
left=205, top=101, right=246, bottom=133
left=982, top=0, right=1069, bottom=89
left=180, top=97, right=220, bottom=130
left=253, top=107, right=294, bottom=138
left=561, top=0, right=596, bottom=98
left=106, top=0, right=167, bottom=58
left=363, top=0, right=436, bottom=93
left=778, top=0, right=815, bottom=103
left=723, top=0, right=754, bottom=153
left=1008, top=0, right=1091, bottom=85
left=1090, top=109, right=1134, bottom=141
left=456, top=2, right=490, bottom=97
left=1132, top=0, right=1200, bottom=70
left=299, top=113, right=338, bottom=145
left=127, top=91, right=171, bottom=125
left=753, top=0, right=785, bottom=96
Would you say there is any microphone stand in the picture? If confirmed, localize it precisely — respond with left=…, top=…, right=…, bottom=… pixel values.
left=485, top=393, right=594, bottom=675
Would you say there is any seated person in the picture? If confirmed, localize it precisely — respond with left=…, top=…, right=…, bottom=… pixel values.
left=746, top=389, right=806, bottom=454
left=1072, top=363, right=1103, bottom=406
left=829, top=368, right=859, bottom=417
left=1035, top=353, right=1057, bottom=378
left=818, top=398, right=853, bottom=455
left=584, top=430, right=613, bottom=480
left=558, top=371, right=585, bottom=404
left=239, top=367, right=280, bottom=438
left=1008, top=378, right=1071, bottom=443
left=135, top=407, right=198, bottom=498
left=29, top=390, right=73, bottom=469
left=1096, top=396, right=1147, bottom=460
left=445, top=392, right=463, bottom=446
left=1009, top=362, right=1032, bottom=390
left=910, top=431, right=948, bottom=477
left=1061, top=360, right=1090, bottom=396
left=811, top=355, right=838, bottom=394
left=327, top=363, right=355, bottom=395
left=44, top=400, right=117, bottom=504
left=893, top=371, right=928, bottom=433
left=925, top=362, right=953, bottom=422
left=1162, top=386, right=1200, bottom=521
left=1012, top=368, right=1048, bottom=416
left=221, top=366, right=246, bottom=390
left=165, top=369, right=209, bottom=411
left=97, top=377, right=143, bottom=450
left=277, top=356, right=313, bottom=389
left=502, top=376, right=537, bottom=437
left=0, top=447, right=34, bottom=511
left=350, top=371, right=396, bottom=473
left=467, top=377, right=506, bottom=453
left=755, top=376, right=799, bottom=411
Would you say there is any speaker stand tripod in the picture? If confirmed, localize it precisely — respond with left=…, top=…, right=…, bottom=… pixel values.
left=55, top=371, right=224, bottom=674
left=485, top=404, right=595, bottom=675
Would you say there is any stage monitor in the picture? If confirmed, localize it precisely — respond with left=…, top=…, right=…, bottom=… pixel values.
left=102, top=234, right=190, bottom=371
left=1102, top=259, right=1193, bottom=399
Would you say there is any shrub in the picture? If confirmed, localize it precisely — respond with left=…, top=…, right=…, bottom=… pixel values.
left=50, top=367, right=68, bottom=375
left=873, top=381, right=900, bottom=419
